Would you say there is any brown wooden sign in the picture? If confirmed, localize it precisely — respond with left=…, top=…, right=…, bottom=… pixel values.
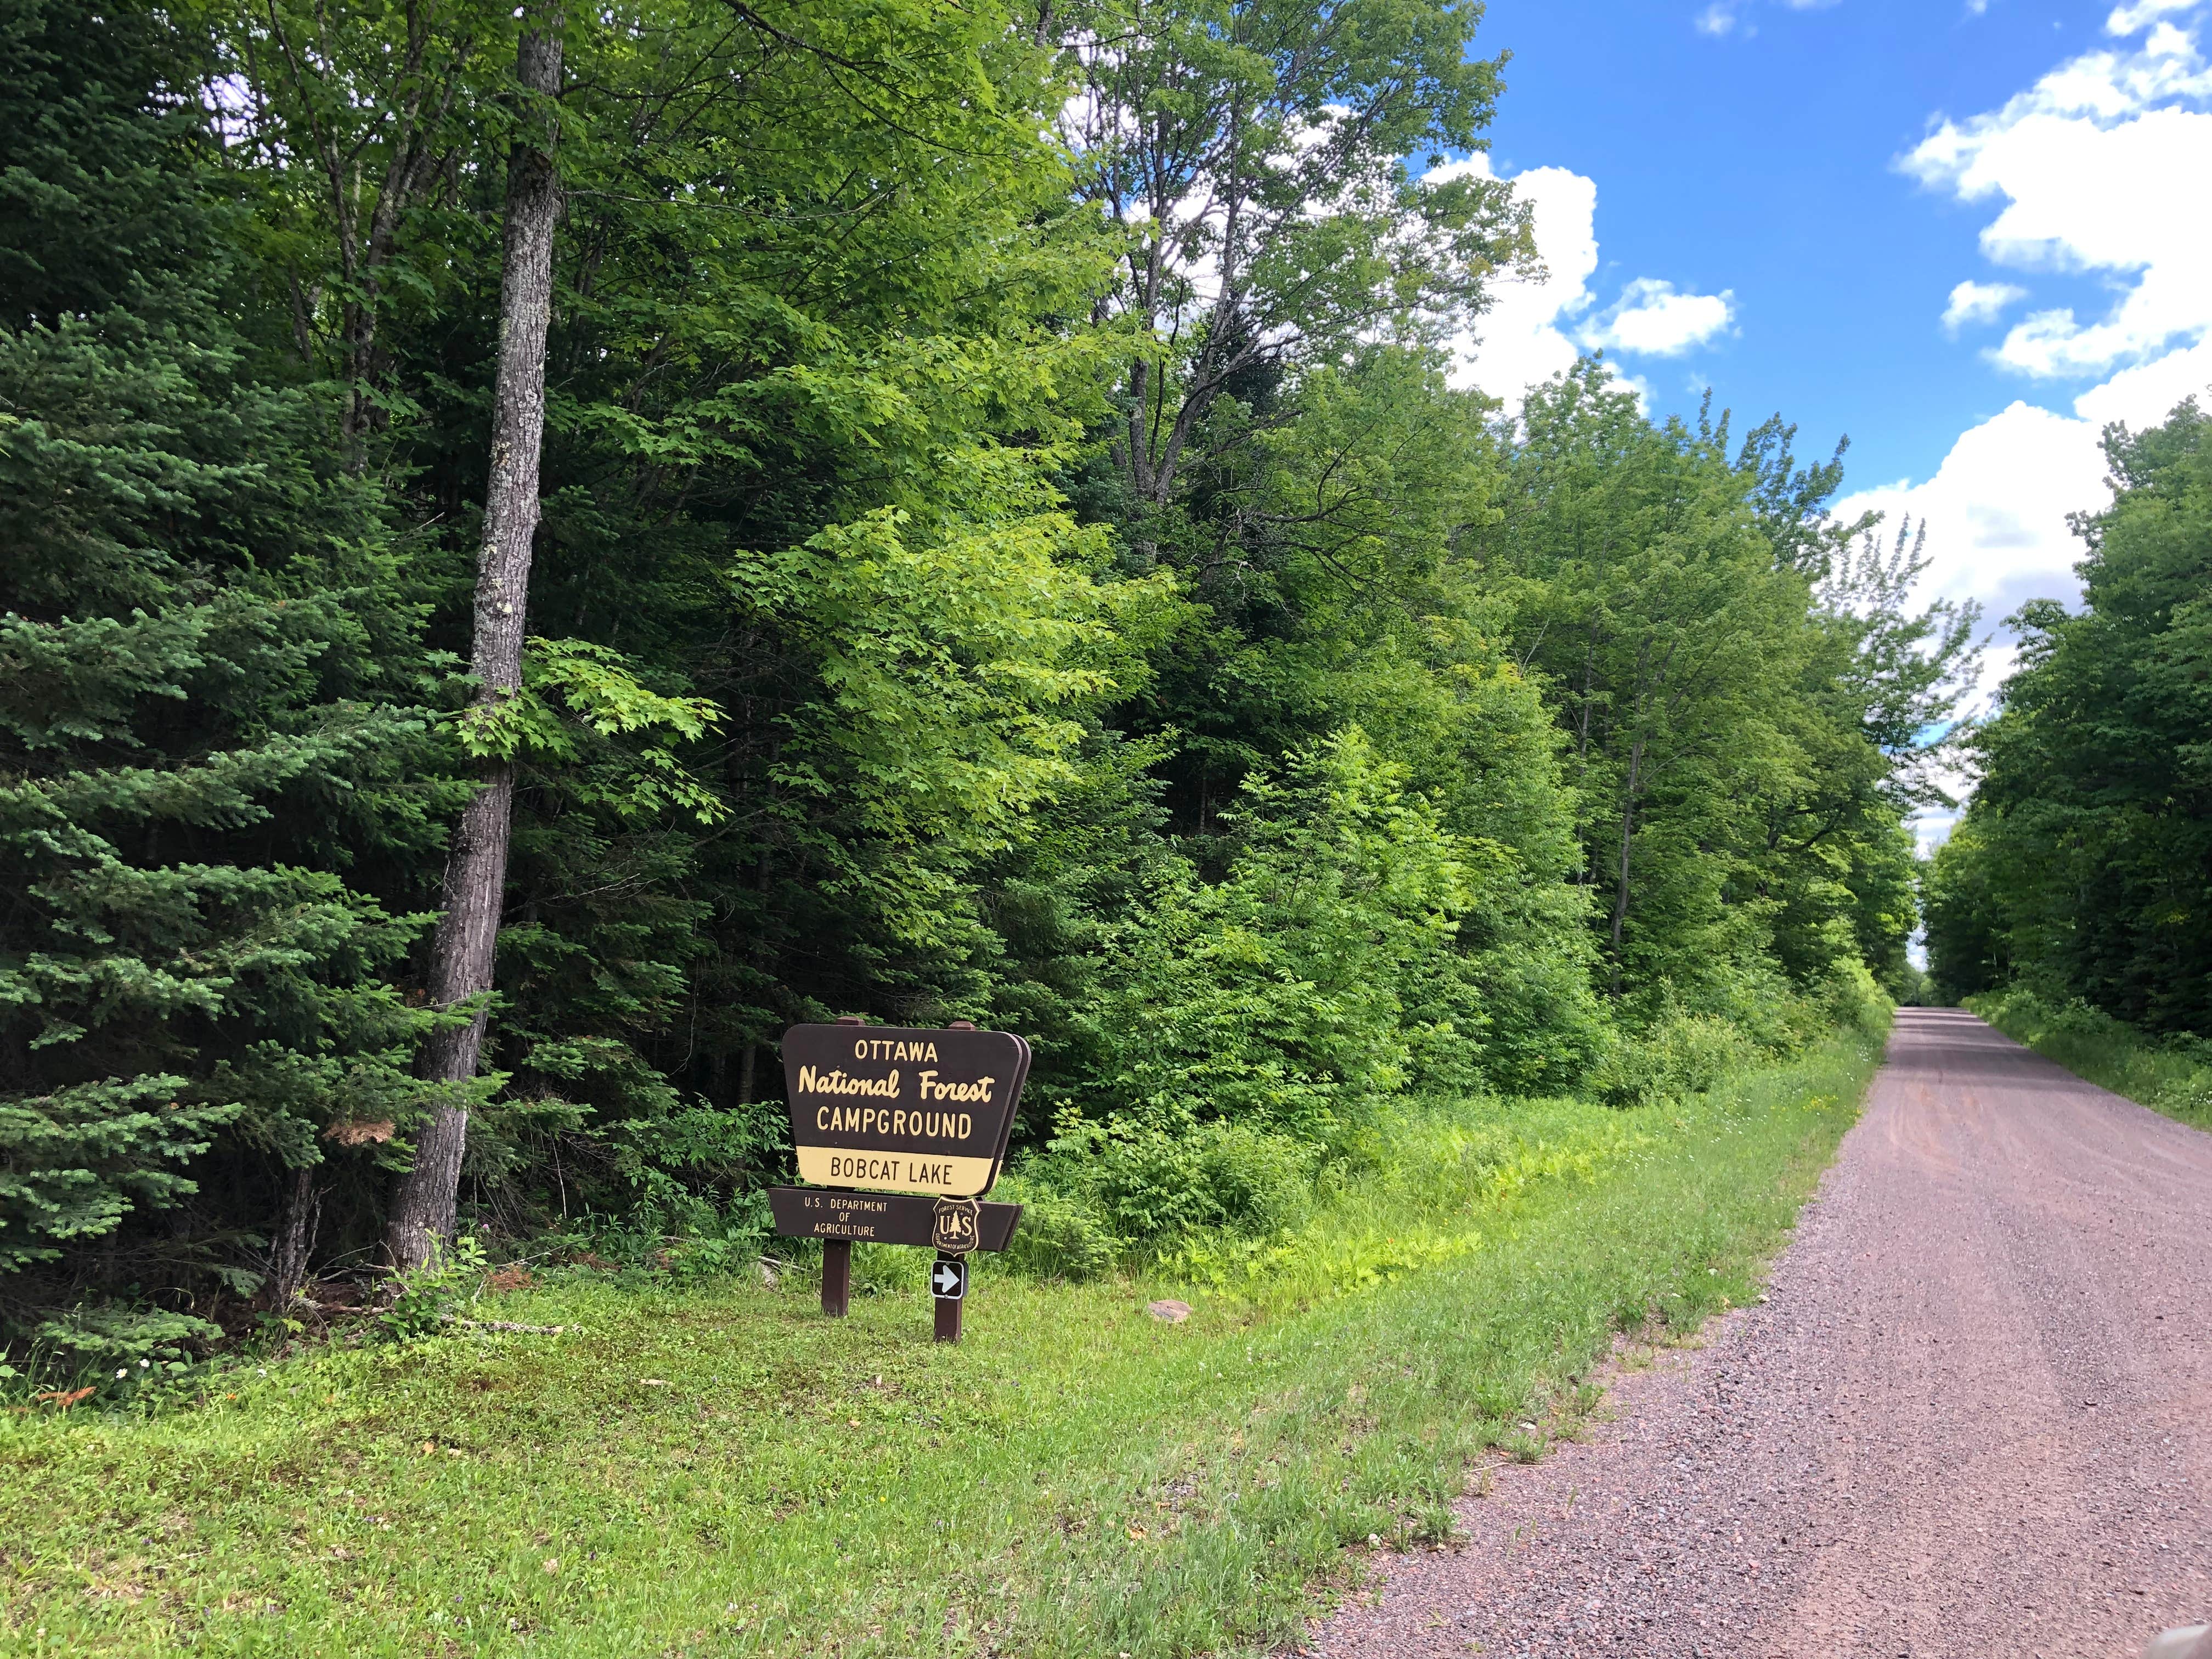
left=775, top=1020, right=1031, bottom=1342
left=780, top=1023, right=1030, bottom=1198
left=766, top=1187, right=1022, bottom=1252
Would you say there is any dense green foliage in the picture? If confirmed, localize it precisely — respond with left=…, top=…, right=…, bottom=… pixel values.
left=0, top=0, right=455, bottom=1344
left=1926, top=401, right=2212, bottom=1033
left=1487, top=368, right=1965, bottom=1015
left=1, top=0, right=1953, bottom=1355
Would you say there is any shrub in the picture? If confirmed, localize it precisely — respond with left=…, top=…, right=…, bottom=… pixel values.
left=1819, top=960, right=1897, bottom=1043
left=12, top=1304, right=219, bottom=1402
left=991, top=1176, right=1122, bottom=1282
left=1087, top=1118, right=1315, bottom=1244
left=376, top=1235, right=489, bottom=1341
left=1001, top=1113, right=1317, bottom=1269
left=1061, top=732, right=1483, bottom=1148
left=2152, top=1070, right=2212, bottom=1126
left=1590, top=1013, right=1757, bottom=1109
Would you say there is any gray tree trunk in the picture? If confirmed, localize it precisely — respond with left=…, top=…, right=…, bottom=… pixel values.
left=386, top=13, right=564, bottom=1272
left=1608, top=738, right=1645, bottom=999
left=269, top=1165, right=322, bottom=1309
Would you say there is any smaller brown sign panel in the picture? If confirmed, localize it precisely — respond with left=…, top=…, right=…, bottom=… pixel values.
left=767, top=1187, right=1023, bottom=1251
left=781, top=1024, right=1029, bottom=1197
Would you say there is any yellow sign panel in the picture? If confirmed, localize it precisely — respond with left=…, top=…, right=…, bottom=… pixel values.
left=792, top=1147, right=999, bottom=1196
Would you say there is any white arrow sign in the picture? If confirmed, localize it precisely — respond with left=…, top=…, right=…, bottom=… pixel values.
left=930, top=1260, right=966, bottom=1300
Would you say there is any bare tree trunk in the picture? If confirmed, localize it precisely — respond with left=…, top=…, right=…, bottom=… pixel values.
left=736, top=849, right=772, bottom=1104
left=269, top=1165, right=322, bottom=1309
left=386, top=11, right=564, bottom=1272
left=1608, top=737, right=1645, bottom=998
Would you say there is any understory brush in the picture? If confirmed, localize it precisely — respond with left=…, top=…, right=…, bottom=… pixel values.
left=1004, top=961, right=1892, bottom=1280
left=0, top=1026, right=1881, bottom=1658
left=1967, top=986, right=2212, bottom=1129
left=1160, top=1096, right=1646, bottom=1307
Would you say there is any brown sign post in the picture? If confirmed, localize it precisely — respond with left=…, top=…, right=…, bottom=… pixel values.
left=771, top=1018, right=1030, bottom=1342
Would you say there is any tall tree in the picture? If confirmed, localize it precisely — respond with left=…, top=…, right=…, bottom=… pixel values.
left=0, top=0, right=445, bottom=1333
left=1488, top=362, right=1959, bottom=1014
left=1049, top=0, right=1531, bottom=533
left=1929, top=400, right=2212, bottom=1027
left=1765, top=517, right=1976, bottom=988
left=219, top=0, right=493, bottom=456
left=384, top=7, right=564, bottom=1269
left=1491, top=366, right=1805, bottom=1003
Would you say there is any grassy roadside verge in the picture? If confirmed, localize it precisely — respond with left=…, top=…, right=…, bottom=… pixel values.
left=0, top=1029, right=1882, bottom=1659
left=1967, top=987, right=2212, bottom=1132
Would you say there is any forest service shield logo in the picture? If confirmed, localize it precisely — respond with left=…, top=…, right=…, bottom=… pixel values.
left=932, top=1196, right=981, bottom=1255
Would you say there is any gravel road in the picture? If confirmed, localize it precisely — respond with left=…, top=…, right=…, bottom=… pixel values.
left=1310, top=1008, right=2212, bottom=1658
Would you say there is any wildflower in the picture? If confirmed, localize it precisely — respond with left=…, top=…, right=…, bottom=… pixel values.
left=116, top=1368, right=127, bottom=1378
left=139, top=1359, right=150, bottom=1369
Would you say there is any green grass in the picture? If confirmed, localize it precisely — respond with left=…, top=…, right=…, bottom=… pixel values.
left=1968, top=986, right=2212, bottom=1131
left=0, top=1031, right=1881, bottom=1659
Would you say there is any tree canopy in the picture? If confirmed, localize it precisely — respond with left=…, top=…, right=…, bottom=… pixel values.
left=0, top=0, right=1957, bottom=1353
left=1927, top=400, right=2212, bottom=1031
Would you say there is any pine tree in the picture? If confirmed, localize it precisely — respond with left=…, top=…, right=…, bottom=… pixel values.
left=0, top=0, right=449, bottom=1345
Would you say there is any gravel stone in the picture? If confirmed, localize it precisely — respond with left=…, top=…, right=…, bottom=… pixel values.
left=1306, top=1009, right=2212, bottom=1658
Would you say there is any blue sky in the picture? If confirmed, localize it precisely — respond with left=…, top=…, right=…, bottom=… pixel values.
left=1475, top=0, right=2116, bottom=483
left=1440, top=0, right=2212, bottom=766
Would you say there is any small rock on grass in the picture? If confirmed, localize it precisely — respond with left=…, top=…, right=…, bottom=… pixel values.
left=1147, top=1299, right=1192, bottom=1324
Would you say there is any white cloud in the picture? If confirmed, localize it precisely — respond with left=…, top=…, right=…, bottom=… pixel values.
left=2107, top=0, right=2201, bottom=34
left=1914, top=810, right=1961, bottom=859
left=1854, top=0, right=2212, bottom=743
left=1831, top=348, right=2212, bottom=706
left=1430, top=157, right=1735, bottom=408
left=1696, top=0, right=1839, bottom=36
left=1429, top=156, right=1597, bottom=404
left=1583, top=278, right=1736, bottom=357
left=1833, top=400, right=2111, bottom=625
left=1942, top=279, right=2028, bottom=333
left=2075, top=331, right=2212, bottom=423
left=1903, top=10, right=2212, bottom=379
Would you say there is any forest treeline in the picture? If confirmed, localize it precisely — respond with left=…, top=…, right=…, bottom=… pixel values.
left=1, top=0, right=1968, bottom=1358
left=1926, top=402, right=2212, bottom=1035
